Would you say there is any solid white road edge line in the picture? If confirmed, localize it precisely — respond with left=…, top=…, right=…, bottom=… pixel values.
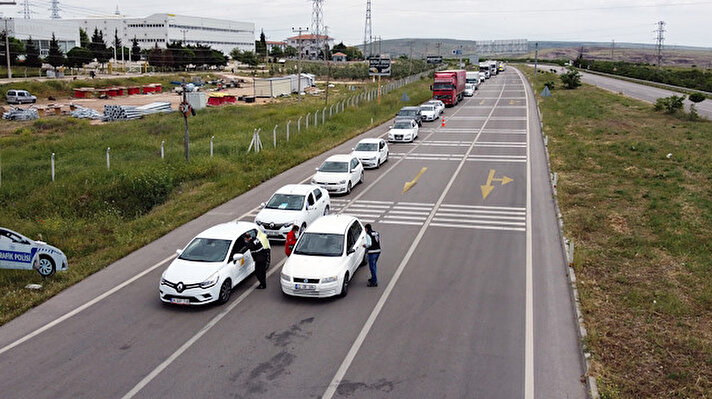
left=121, top=258, right=288, bottom=399
left=321, top=84, right=507, bottom=399
left=0, top=254, right=176, bottom=356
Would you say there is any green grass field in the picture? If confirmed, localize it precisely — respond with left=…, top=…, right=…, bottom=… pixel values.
left=0, top=76, right=433, bottom=325
left=519, top=65, right=712, bottom=398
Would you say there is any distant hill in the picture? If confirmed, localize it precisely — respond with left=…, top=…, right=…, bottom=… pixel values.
left=355, top=39, right=712, bottom=67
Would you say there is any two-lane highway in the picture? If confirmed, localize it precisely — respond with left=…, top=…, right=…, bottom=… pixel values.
left=0, top=69, right=587, bottom=398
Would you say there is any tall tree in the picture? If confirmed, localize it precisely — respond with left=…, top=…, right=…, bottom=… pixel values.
left=255, top=30, right=267, bottom=58
left=90, top=27, right=110, bottom=63
left=0, top=32, right=25, bottom=65
left=66, top=46, right=92, bottom=68
left=79, top=28, right=90, bottom=48
left=284, top=46, right=297, bottom=58
left=47, top=33, right=66, bottom=70
left=131, top=37, right=141, bottom=61
left=113, top=28, right=121, bottom=51
left=333, top=42, right=347, bottom=53
left=24, top=36, right=41, bottom=68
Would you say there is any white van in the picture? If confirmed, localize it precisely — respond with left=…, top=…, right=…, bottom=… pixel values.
left=6, top=90, right=37, bottom=104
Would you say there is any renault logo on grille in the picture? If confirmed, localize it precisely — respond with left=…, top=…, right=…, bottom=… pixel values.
left=269, top=223, right=276, bottom=229
left=176, top=282, right=185, bottom=293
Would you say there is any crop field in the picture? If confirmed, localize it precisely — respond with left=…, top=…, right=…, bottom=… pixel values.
left=520, top=65, right=712, bottom=398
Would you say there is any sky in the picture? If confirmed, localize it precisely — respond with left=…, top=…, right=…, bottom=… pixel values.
left=7, top=0, right=712, bottom=48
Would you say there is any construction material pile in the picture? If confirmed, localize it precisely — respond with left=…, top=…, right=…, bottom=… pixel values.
left=102, top=105, right=142, bottom=121
left=70, top=105, right=103, bottom=120
left=136, top=102, right=172, bottom=115
left=2, top=107, right=40, bottom=121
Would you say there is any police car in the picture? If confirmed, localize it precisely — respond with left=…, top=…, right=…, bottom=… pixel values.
left=159, top=221, right=270, bottom=306
left=0, top=227, right=68, bottom=277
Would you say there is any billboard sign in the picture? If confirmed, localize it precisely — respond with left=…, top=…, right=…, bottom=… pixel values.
left=368, top=56, right=392, bottom=76
left=426, top=56, right=443, bottom=64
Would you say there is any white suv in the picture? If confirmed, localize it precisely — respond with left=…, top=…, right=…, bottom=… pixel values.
left=255, top=184, right=330, bottom=239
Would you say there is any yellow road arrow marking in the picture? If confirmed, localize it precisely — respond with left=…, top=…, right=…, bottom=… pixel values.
left=480, top=169, right=513, bottom=199
left=509, top=99, right=515, bottom=105
left=403, top=167, right=427, bottom=194
left=479, top=99, right=485, bottom=105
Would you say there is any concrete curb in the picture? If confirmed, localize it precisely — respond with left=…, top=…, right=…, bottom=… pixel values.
left=524, top=69, right=600, bottom=399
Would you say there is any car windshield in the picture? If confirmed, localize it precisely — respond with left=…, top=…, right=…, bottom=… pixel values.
left=355, top=142, right=378, bottom=151
left=420, top=106, right=434, bottom=112
left=398, top=109, right=416, bottom=116
left=266, top=193, right=305, bottom=210
left=393, top=121, right=412, bottom=129
left=433, top=83, right=454, bottom=90
left=293, top=233, right=344, bottom=257
left=319, top=161, right=349, bottom=173
left=179, top=238, right=231, bottom=262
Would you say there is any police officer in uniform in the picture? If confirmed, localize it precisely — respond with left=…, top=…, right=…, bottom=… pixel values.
left=244, top=231, right=270, bottom=289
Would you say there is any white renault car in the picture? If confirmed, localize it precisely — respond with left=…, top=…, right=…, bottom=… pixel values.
left=419, top=104, right=439, bottom=121
left=159, top=221, right=269, bottom=306
left=352, top=138, right=389, bottom=169
left=388, top=119, right=419, bottom=143
left=255, top=184, right=330, bottom=239
left=280, top=214, right=368, bottom=298
left=425, top=100, right=445, bottom=116
left=0, top=227, right=68, bottom=277
left=311, top=154, right=364, bottom=195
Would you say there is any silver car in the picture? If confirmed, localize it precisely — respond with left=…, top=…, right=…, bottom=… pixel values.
left=6, top=90, right=37, bottom=104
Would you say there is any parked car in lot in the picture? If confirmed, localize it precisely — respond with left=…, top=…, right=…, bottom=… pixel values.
left=0, top=227, right=68, bottom=277
left=419, top=104, right=439, bottom=121
left=5, top=90, right=37, bottom=104
left=352, top=138, right=389, bottom=169
left=159, top=222, right=269, bottom=305
left=388, top=119, right=419, bottom=143
left=312, top=154, right=364, bottom=195
left=280, top=214, right=368, bottom=298
left=396, top=106, right=423, bottom=126
left=426, top=100, right=445, bottom=116
left=255, top=184, right=330, bottom=239
left=464, top=83, right=475, bottom=97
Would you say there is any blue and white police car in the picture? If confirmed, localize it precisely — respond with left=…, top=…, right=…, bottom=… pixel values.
left=0, top=227, right=68, bottom=277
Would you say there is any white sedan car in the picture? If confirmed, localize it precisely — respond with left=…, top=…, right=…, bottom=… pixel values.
left=311, top=154, right=364, bottom=195
left=464, top=83, right=475, bottom=97
left=159, top=222, right=270, bottom=305
left=388, top=119, right=419, bottom=143
left=426, top=100, right=445, bottom=116
left=419, top=104, right=439, bottom=121
left=352, top=138, right=389, bottom=169
left=255, top=184, right=330, bottom=239
left=0, top=227, right=68, bottom=277
left=280, top=214, right=368, bottom=298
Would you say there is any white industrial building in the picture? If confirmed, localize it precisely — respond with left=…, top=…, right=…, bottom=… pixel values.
left=4, top=18, right=79, bottom=57
left=68, top=14, right=255, bottom=56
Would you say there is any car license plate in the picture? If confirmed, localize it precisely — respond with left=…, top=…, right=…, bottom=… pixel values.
left=395, top=135, right=402, bottom=140
left=295, top=284, right=316, bottom=290
left=170, top=298, right=190, bottom=305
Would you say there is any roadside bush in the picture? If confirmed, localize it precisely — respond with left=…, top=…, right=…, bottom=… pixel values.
left=654, top=95, right=686, bottom=114
left=689, top=92, right=706, bottom=103
left=544, top=80, right=556, bottom=90
left=560, top=69, right=582, bottom=89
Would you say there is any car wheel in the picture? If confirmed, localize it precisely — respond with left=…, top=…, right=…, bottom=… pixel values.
left=346, top=182, right=352, bottom=195
left=37, top=256, right=56, bottom=278
left=323, top=205, right=330, bottom=216
left=218, top=279, right=232, bottom=304
left=340, top=272, right=350, bottom=297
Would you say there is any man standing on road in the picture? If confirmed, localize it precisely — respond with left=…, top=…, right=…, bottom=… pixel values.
left=364, top=224, right=381, bottom=287
left=244, top=231, right=270, bottom=289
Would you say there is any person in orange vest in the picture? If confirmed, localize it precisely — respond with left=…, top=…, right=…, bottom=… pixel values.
left=285, top=224, right=299, bottom=257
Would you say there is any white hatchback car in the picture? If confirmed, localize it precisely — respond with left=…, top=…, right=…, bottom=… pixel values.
left=280, top=214, right=368, bottom=298
left=159, top=222, right=270, bottom=306
left=255, top=184, right=330, bottom=239
left=426, top=100, right=445, bottom=116
left=352, top=138, right=389, bottom=169
left=419, top=104, right=439, bottom=121
left=388, top=119, right=419, bottom=143
left=0, top=227, right=68, bottom=277
left=312, top=154, right=364, bottom=195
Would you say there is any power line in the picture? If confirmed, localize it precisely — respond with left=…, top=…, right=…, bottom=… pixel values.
left=654, top=20, right=665, bottom=69
left=311, top=0, right=324, bottom=60
left=48, top=0, right=60, bottom=19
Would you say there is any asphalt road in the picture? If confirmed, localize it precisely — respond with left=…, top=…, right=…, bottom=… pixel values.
left=0, top=68, right=586, bottom=399
left=538, top=64, right=712, bottom=119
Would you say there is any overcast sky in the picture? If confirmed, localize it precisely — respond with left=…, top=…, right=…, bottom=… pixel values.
left=9, top=0, right=712, bottom=47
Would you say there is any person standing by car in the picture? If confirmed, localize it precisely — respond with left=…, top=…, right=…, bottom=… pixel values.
left=364, top=224, right=381, bottom=287
left=244, top=231, right=270, bottom=289
left=285, top=224, right=299, bottom=256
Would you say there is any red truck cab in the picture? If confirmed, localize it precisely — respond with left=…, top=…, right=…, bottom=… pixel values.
left=432, top=70, right=466, bottom=106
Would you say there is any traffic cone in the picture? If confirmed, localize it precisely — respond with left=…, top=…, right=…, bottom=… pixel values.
left=441, top=117, right=446, bottom=128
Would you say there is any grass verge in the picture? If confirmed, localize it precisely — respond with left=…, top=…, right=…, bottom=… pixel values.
left=0, top=76, right=433, bottom=326
left=519, top=65, right=712, bottom=398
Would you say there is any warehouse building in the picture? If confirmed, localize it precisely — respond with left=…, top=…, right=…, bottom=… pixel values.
left=4, top=18, right=79, bottom=57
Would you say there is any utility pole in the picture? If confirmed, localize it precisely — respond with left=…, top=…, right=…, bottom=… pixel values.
left=4, top=19, right=11, bottom=79
left=292, top=27, right=308, bottom=102
left=363, top=0, right=372, bottom=57
left=654, top=21, right=665, bottom=70
left=311, top=0, right=324, bottom=61
left=325, top=26, right=330, bottom=105
left=48, top=0, right=60, bottom=19
left=610, top=39, right=615, bottom=60
left=180, top=29, right=188, bottom=44
left=436, top=42, right=442, bottom=57
left=408, top=40, right=414, bottom=75
left=534, top=42, right=538, bottom=77
left=180, top=80, right=190, bottom=162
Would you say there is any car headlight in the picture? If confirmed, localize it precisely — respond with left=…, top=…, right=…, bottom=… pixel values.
left=281, top=273, right=291, bottom=282
left=321, top=276, right=338, bottom=283
left=255, top=220, right=263, bottom=226
left=282, top=222, right=293, bottom=228
left=160, top=277, right=169, bottom=286
left=311, top=178, right=317, bottom=184
left=338, top=180, right=347, bottom=184
left=199, top=272, right=220, bottom=289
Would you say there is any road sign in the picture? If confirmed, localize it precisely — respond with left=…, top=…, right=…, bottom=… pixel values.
left=368, top=56, right=391, bottom=76
left=426, top=56, right=443, bottom=64
left=452, top=49, right=462, bottom=55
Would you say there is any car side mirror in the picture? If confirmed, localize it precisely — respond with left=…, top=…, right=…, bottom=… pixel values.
left=259, top=202, right=266, bottom=208
left=351, top=147, right=355, bottom=151
left=315, top=167, right=319, bottom=171
left=176, top=249, right=183, bottom=256
left=232, top=253, right=244, bottom=262
left=389, top=125, right=393, bottom=129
